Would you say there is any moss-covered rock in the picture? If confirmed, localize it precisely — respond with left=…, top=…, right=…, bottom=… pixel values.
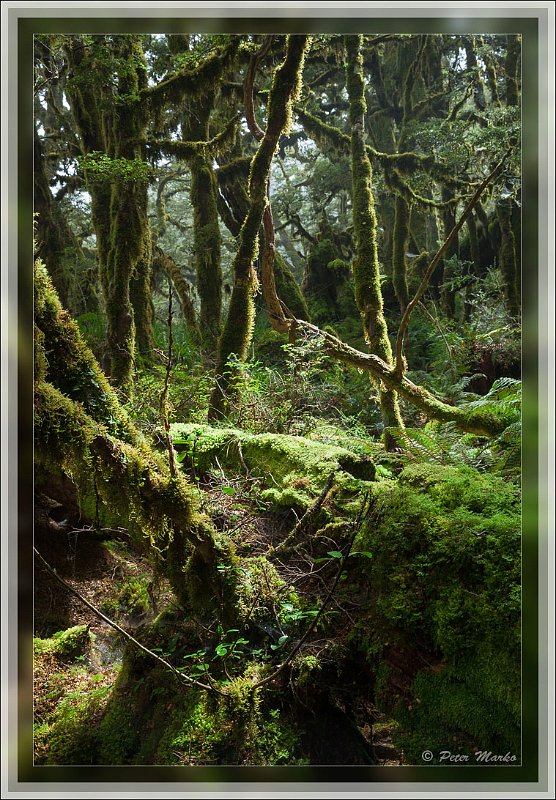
left=351, top=463, right=521, bottom=761
left=34, top=625, right=93, bottom=660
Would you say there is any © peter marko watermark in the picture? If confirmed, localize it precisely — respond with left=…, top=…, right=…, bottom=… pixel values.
left=421, top=750, right=518, bottom=764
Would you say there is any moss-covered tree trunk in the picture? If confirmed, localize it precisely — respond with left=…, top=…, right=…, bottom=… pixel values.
left=33, top=129, right=80, bottom=308
left=209, top=35, right=311, bottom=419
left=65, top=35, right=153, bottom=392
left=392, top=194, right=410, bottom=311
left=440, top=187, right=459, bottom=317
left=504, top=35, right=520, bottom=108
left=345, top=34, right=404, bottom=449
left=190, top=153, right=222, bottom=351
left=34, top=259, right=239, bottom=622
left=183, top=93, right=223, bottom=354
left=499, top=35, right=521, bottom=319
left=497, top=198, right=520, bottom=318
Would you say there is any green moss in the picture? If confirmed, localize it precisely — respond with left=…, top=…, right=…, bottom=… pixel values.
left=392, top=194, right=410, bottom=310
left=351, top=463, right=521, bottom=761
left=45, top=684, right=111, bottom=764
left=189, top=149, right=223, bottom=350
left=34, top=625, right=92, bottom=660
left=293, top=654, right=322, bottom=688
left=171, top=422, right=375, bottom=512
left=115, top=576, right=151, bottom=616
left=273, top=251, right=309, bottom=319
left=34, top=259, right=137, bottom=442
left=396, top=653, right=520, bottom=764
left=345, top=35, right=404, bottom=448
left=98, top=693, right=141, bottom=764
left=86, top=642, right=303, bottom=765
left=302, top=237, right=358, bottom=326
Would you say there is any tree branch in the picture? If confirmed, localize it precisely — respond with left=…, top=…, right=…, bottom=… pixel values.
left=292, top=320, right=508, bottom=437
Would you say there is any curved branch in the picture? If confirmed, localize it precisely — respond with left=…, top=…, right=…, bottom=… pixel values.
left=292, top=320, right=508, bottom=437
left=244, top=35, right=273, bottom=142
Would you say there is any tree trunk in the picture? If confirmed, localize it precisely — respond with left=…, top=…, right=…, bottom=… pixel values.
left=497, top=199, right=520, bottom=318
left=209, top=34, right=311, bottom=419
left=440, top=187, right=459, bottom=317
left=65, top=35, right=153, bottom=392
left=345, top=34, right=404, bottom=449
left=392, top=194, right=410, bottom=311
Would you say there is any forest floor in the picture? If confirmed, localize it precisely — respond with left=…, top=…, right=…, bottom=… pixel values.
left=33, top=468, right=402, bottom=766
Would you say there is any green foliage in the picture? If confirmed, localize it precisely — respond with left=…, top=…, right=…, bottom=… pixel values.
left=396, top=643, right=520, bottom=764
left=75, top=311, right=107, bottom=356
left=387, top=378, right=521, bottom=478
left=79, top=151, right=152, bottom=184
left=102, top=576, right=151, bottom=617
left=152, top=684, right=303, bottom=765
left=46, top=684, right=112, bottom=764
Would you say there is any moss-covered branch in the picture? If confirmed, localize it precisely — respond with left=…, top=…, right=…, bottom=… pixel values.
left=142, top=39, right=241, bottom=112
left=145, top=114, right=240, bottom=162
left=295, top=105, right=468, bottom=187
left=293, top=321, right=510, bottom=437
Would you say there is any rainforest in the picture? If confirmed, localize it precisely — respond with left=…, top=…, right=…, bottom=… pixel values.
left=32, top=32, right=522, bottom=768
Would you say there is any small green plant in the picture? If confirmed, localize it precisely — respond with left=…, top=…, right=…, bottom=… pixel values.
left=101, top=576, right=151, bottom=618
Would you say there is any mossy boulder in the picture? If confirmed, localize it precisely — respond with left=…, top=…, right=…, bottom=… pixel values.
left=34, top=625, right=92, bottom=660
left=170, top=423, right=376, bottom=511
left=351, top=463, right=521, bottom=761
